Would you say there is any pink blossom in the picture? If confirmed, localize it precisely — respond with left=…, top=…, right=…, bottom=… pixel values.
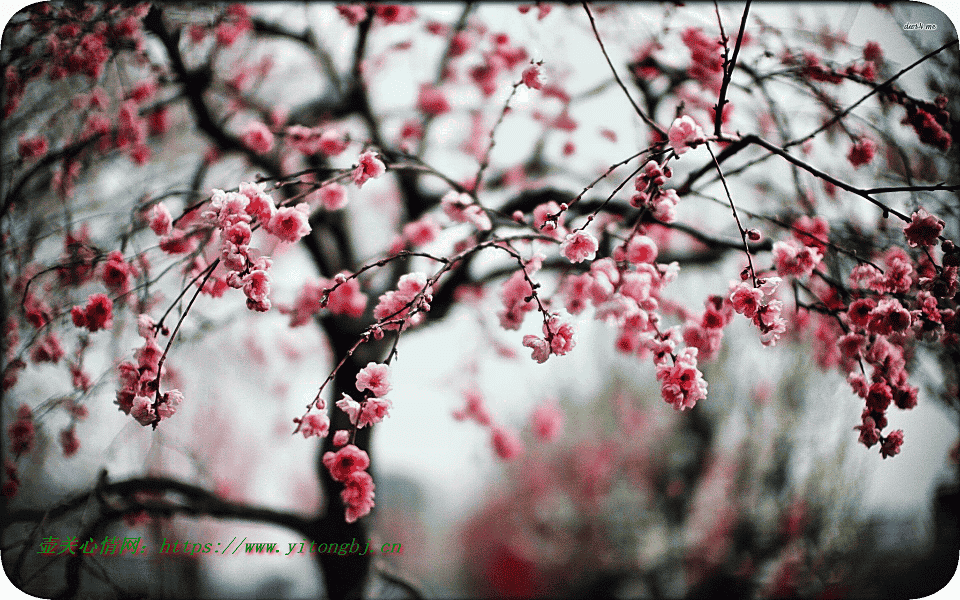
left=374, top=4, right=416, bottom=24
left=8, top=406, right=34, bottom=454
left=267, top=203, right=311, bottom=243
left=402, top=216, right=440, bottom=247
left=241, top=121, right=274, bottom=154
left=772, top=239, right=822, bottom=279
left=31, top=332, right=65, bottom=364
left=322, top=444, right=370, bottom=482
left=130, top=396, right=156, bottom=426
left=317, top=183, right=348, bottom=210
left=855, top=416, right=880, bottom=448
left=903, top=207, right=944, bottom=248
left=453, top=390, right=492, bottom=426
left=353, top=151, right=386, bottom=188
left=157, top=389, right=183, bottom=420
left=754, top=300, right=787, bottom=346
left=101, top=250, right=134, bottom=294
left=730, top=283, right=762, bottom=319
left=373, top=272, right=432, bottom=330
left=326, top=277, right=368, bottom=318
left=668, top=115, right=706, bottom=155
left=522, top=335, right=550, bottom=363
left=358, top=397, right=392, bottom=428
left=18, top=135, right=48, bottom=160
left=286, top=125, right=324, bottom=155
left=491, top=425, right=524, bottom=460
left=333, top=430, right=350, bottom=446
left=242, top=270, right=271, bottom=303
left=159, top=230, right=197, bottom=254
left=319, top=129, right=348, bottom=156
left=656, top=347, right=708, bottom=411
left=626, top=235, right=657, bottom=264
left=546, top=316, right=576, bottom=355
left=336, top=393, right=362, bottom=426
left=148, top=202, right=172, bottom=236
left=300, top=413, right=330, bottom=438
left=73, top=293, right=113, bottom=332
left=560, top=230, right=599, bottom=263
left=880, top=429, right=904, bottom=458
left=846, top=137, right=876, bottom=168
left=60, top=428, right=80, bottom=457
left=356, top=362, right=391, bottom=397
left=240, top=181, right=276, bottom=222
left=417, top=84, right=451, bottom=115
left=341, top=470, right=375, bottom=523
left=530, top=401, right=564, bottom=441
left=442, top=191, right=491, bottom=231
left=336, top=4, right=368, bottom=25
left=521, top=63, right=546, bottom=90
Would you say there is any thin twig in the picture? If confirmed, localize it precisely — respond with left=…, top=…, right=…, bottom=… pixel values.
left=713, top=0, right=751, bottom=136
left=582, top=2, right=665, bottom=136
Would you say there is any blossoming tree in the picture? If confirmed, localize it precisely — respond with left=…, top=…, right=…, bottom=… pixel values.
left=2, top=1, right=958, bottom=598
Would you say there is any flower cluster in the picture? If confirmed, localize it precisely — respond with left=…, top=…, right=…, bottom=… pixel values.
left=522, top=315, right=577, bottom=364
left=374, top=272, right=433, bottom=330
left=631, top=160, right=680, bottom=223
left=322, top=445, right=375, bottom=523
left=442, top=191, right=492, bottom=231
left=668, top=115, right=707, bottom=155
left=115, top=316, right=184, bottom=427
left=70, top=293, right=114, bottom=333
left=730, top=278, right=786, bottom=346
left=655, top=347, right=708, bottom=411
left=285, top=274, right=368, bottom=327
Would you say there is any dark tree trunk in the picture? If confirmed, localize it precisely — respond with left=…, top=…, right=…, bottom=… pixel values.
left=311, top=317, right=389, bottom=599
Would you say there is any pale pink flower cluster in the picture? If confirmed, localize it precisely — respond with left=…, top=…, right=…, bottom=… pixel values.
left=149, top=202, right=198, bottom=256
left=772, top=239, right=823, bottom=279
left=624, top=235, right=658, bottom=264
left=373, top=272, right=432, bottom=330
left=441, top=191, right=492, bottom=231
left=729, top=278, right=786, bottom=346
left=560, top=230, right=598, bottom=263
left=70, top=293, right=113, bottom=333
left=353, top=151, right=386, bottom=188
left=530, top=399, right=564, bottom=442
left=241, top=121, right=274, bottom=154
left=521, top=62, right=546, bottom=90
left=298, top=413, right=330, bottom=439
left=491, top=426, right=524, bottom=460
left=655, top=346, right=707, bottom=411
left=315, top=183, right=348, bottom=211
left=631, top=161, right=679, bottom=223
left=267, top=204, right=312, bottom=243
left=148, top=203, right=172, bottom=236
left=115, top=316, right=183, bottom=427
left=417, top=84, right=451, bottom=116
left=322, top=445, right=375, bottom=522
left=498, top=253, right=543, bottom=330
left=532, top=200, right=566, bottom=239
left=285, top=125, right=348, bottom=157
left=849, top=248, right=914, bottom=295
left=285, top=274, right=367, bottom=327
left=522, top=315, right=576, bottom=364
left=202, top=184, right=281, bottom=311
left=668, top=115, right=706, bottom=155
left=401, top=216, right=441, bottom=248
left=101, top=250, right=138, bottom=295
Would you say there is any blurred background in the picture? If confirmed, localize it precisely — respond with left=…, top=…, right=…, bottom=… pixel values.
left=2, top=2, right=958, bottom=599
